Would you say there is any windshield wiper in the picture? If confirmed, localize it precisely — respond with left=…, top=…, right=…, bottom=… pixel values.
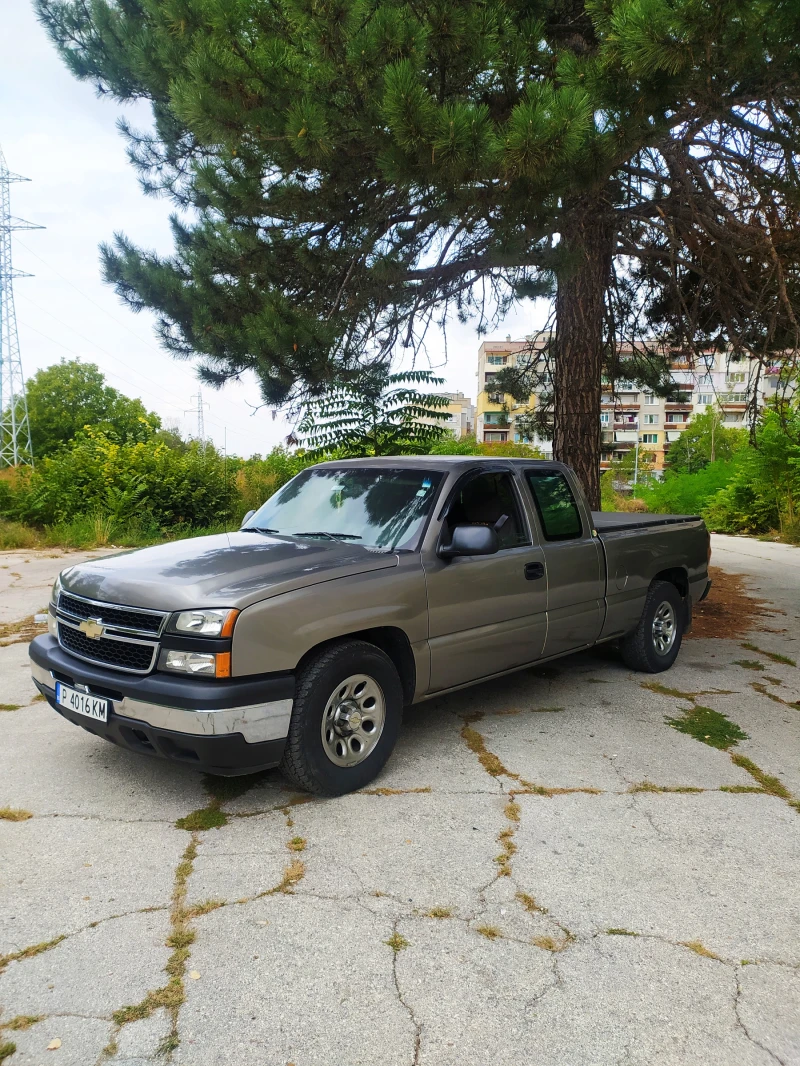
left=241, top=527, right=280, bottom=534
left=292, top=531, right=362, bottom=541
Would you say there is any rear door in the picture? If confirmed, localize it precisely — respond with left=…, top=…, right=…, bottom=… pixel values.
left=523, top=468, right=604, bottom=657
left=422, top=468, right=547, bottom=691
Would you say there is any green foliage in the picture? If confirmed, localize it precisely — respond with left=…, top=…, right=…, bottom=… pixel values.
left=666, top=408, right=747, bottom=474
left=428, top=434, right=545, bottom=459
left=636, top=459, right=742, bottom=517
left=299, top=369, right=450, bottom=457
left=23, top=360, right=160, bottom=458
left=702, top=406, right=800, bottom=539
left=4, top=429, right=236, bottom=530
left=35, top=0, right=800, bottom=442
left=666, top=705, right=749, bottom=750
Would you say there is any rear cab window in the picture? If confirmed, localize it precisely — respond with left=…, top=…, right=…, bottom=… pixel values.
left=525, top=471, right=583, bottom=541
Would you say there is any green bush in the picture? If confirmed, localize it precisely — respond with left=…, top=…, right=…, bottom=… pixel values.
left=636, top=459, right=742, bottom=517
left=4, top=429, right=237, bottom=530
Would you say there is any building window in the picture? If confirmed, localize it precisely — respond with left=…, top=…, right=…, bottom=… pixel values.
left=486, top=355, right=508, bottom=365
left=723, top=414, right=742, bottom=423
left=697, top=394, right=713, bottom=405
left=641, top=433, right=659, bottom=444
left=643, top=393, right=656, bottom=405
left=726, top=372, right=746, bottom=385
left=484, top=431, right=508, bottom=442
left=488, top=392, right=504, bottom=404
left=600, top=412, right=610, bottom=425
left=666, top=413, right=688, bottom=423
left=643, top=414, right=658, bottom=425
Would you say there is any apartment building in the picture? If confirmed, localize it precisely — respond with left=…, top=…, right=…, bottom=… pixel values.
left=475, top=337, right=783, bottom=470
left=422, top=390, right=475, bottom=439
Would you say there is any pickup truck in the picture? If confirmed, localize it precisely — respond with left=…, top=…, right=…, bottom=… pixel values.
left=30, top=457, right=711, bottom=795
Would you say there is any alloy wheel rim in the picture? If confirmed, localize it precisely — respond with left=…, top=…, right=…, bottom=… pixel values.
left=321, top=673, right=386, bottom=767
left=652, top=600, right=677, bottom=655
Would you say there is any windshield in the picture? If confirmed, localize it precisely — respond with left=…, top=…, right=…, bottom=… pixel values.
left=244, top=467, right=444, bottom=551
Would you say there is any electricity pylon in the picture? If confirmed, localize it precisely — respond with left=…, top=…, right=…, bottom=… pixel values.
left=0, top=146, right=43, bottom=467
left=186, top=389, right=210, bottom=448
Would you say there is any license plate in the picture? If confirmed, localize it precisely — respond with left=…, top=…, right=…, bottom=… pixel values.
left=55, top=682, right=109, bottom=723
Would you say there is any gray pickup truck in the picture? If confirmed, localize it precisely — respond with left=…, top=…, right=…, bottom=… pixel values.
left=30, top=457, right=711, bottom=794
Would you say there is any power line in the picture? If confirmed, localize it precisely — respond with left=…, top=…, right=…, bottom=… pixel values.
left=12, top=235, right=272, bottom=427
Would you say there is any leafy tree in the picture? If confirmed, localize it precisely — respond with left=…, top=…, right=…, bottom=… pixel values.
left=703, top=405, right=800, bottom=538
left=37, top=0, right=800, bottom=506
left=299, top=369, right=450, bottom=456
left=666, top=408, right=746, bottom=475
left=24, top=360, right=160, bottom=458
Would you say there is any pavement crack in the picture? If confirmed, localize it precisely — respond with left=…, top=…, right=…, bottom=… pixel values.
left=733, top=969, right=787, bottom=1065
left=388, top=920, right=421, bottom=1066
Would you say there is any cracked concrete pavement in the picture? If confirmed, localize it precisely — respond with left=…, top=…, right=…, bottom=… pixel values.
left=1, top=535, right=799, bottom=1065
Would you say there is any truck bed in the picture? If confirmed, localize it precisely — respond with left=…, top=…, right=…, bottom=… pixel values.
left=592, top=511, right=701, bottom=533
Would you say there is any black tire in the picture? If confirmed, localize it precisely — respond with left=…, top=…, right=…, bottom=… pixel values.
left=280, top=640, right=404, bottom=796
left=620, top=580, right=684, bottom=673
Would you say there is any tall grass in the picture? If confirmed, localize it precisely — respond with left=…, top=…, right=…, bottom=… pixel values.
left=0, top=515, right=233, bottom=552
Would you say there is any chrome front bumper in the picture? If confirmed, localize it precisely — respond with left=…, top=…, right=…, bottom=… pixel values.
left=30, top=659, right=293, bottom=745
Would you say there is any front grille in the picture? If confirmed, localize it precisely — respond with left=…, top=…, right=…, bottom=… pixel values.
left=58, top=620, right=157, bottom=674
left=59, top=592, right=165, bottom=635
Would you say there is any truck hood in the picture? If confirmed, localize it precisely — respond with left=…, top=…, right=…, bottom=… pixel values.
left=61, top=532, right=399, bottom=611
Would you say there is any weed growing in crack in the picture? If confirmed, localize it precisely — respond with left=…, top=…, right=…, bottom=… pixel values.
left=504, top=799, right=521, bottom=822
left=719, top=785, right=764, bottom=794
left=741, top=642, right=796, bottom=667
left=112, top=834, right=199, bottom=1047
left=642, top=682, right=699, bottom=700
left=427, top=907, right=451, bottom=919
left=606, top=928, right=639, bottom=936
left=532, top=934, right=571, bottom=952
left=627, top=781, right=703, bottom=794
left=516, top=891, right=547, bottom=915
left=175, top=807, right=227, bottom=831
left=730, top=756, right=792, bottom=801
left=460, top=721, right=508, bottom=777
left=385, top=931, right=409, bottom=952
left=275, top=859, right=306, bottom=894
left=666, top=705, right=748, bottom=750
left=184, top=899, right=226, bottom=919
left=0, top=703, right=21, bottom=712
left=1, top=1017, right=42, bottom=1032
left=733, top=660, right=765, bottom=671
left=361, top=786, right=432, bottom=795
left=0, top=935, right=65, bottom=975
left=750, top=682, right=800, bottom=709
left=0, top=807, right=32, bottom=822
left=681, top=940, right=720, bottom=960
left=0, top=1040, right=16, bottom=1063
left=476, top=925, right=502, bottom=940
left=494, top=827, right=517, bottom=876
left=287, top=836, right=307, bottom=852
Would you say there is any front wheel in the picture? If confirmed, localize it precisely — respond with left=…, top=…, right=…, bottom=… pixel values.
left=620, top=580, right=684, bottom=673
left=280, top=640, right=404, bottom=795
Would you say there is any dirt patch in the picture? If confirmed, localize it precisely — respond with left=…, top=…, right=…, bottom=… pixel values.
left=687, top=566, right=775, bottom=640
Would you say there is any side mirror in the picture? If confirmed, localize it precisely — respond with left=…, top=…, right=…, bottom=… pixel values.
left=241, top=509, right=257, bottom=528
left=439, top=524, right=499, bottom=559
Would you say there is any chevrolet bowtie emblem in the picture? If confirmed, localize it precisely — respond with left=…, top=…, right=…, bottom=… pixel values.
left=79, top=618, right=104, bottom=640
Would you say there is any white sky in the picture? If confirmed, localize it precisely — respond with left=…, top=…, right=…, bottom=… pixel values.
left=2, top=0, right=542, bottom=457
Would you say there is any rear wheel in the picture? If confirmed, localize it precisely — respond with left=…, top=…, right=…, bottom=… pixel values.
left=281, top=640, right=404, bottom=795
left=620, top=580, right=684, bottom=673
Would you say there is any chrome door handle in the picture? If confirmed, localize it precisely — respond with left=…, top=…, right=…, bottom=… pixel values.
left=524, top=562, right=544, bottom=580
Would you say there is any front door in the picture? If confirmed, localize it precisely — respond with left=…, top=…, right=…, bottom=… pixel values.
left=523, top=469, right=604, bottom=657
left=422, top=470, right=548, bottom=692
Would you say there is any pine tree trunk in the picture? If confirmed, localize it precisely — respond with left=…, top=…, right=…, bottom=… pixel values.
left=553, top=194, right=615, bottom=510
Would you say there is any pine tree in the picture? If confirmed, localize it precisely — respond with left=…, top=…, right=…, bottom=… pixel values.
left=37, top=0, right=800, bottom=505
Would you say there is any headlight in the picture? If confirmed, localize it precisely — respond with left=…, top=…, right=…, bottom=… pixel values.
left=163, top=650, right=231, bottom=678
left=174, top=609, right=238, bottom=637
left=51, top=573, right=64, bottom=606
